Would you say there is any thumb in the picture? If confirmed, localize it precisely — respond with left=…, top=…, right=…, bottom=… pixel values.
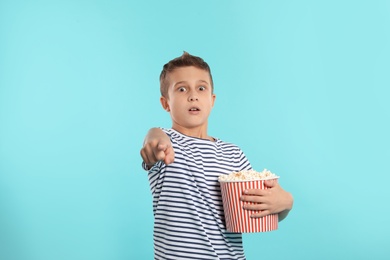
left=157, top=143, right=167, bottom=151
left=154, top=142, right=169, bottom=161
left=264, top=179, right=277, bottom=188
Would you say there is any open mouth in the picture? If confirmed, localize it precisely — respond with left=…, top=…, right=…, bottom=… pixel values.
left=189, top=107, right=200, bottom=111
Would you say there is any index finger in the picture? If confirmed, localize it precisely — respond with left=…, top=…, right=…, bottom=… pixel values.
left=243, top=189, right=267, bottom=196
left=163, top=145, right=175, bottom=165
left=153, top=141, right=174, bottom=162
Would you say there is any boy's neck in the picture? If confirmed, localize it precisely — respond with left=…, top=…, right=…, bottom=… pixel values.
left=172, top=125, right=214, bottom=141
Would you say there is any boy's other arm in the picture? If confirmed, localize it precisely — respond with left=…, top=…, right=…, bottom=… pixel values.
left=240, top=180, right=293, bottom=221
left=140, top=128, right=174, bottom=167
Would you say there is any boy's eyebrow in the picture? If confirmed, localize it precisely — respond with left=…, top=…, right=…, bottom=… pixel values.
left=197, top=80, right=210, bottom=85
left=174, top=81, right=187, bottom=87
left=174, top=80, right=210, bottom=87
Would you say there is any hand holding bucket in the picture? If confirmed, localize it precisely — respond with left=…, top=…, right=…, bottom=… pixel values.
left=219, top=169, right=279, bottom=233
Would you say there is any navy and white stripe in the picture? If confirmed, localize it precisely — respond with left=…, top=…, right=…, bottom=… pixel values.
left=144, top=128, right=252, bottom=260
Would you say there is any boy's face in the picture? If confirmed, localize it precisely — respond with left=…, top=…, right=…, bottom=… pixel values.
left=160, top=66, right=216, bottom=132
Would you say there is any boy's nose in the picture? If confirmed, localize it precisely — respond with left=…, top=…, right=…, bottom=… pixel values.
left=188, top=96, right=198, bottom=101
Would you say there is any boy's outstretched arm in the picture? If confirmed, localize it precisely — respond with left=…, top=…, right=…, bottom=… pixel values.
left=240, top=180, right=293, bottom=221
left=140, top=128, right=175, bottom=167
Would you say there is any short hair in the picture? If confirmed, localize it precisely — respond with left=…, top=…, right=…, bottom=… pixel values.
left=159, top=51, right=214, bottom=97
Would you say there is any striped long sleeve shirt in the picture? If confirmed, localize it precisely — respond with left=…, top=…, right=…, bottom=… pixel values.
left=144, top=128, right=252, bottom=260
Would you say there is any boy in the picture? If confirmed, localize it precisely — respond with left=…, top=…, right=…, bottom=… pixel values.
left=140, top=52, right=293, bottom=259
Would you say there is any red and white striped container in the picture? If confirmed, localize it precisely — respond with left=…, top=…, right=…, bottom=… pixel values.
left=219, top=178, right=279, bottom=233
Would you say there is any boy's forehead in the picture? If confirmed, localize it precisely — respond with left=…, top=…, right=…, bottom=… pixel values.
left=167, top=66, right=211, bottom=84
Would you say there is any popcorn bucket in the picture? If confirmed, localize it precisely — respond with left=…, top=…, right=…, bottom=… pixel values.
left=219, top=178, right=279, bottom=233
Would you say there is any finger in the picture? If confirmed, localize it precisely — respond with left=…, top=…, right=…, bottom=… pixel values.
left=157, top=138, right=173, bottom=151
left=264, top=179, right=277, bottom=188
left=243, top=203, right=268, bottom=211
left=140, top=148, right=151, bottom=164
left=242, top=189, right=267, bottom=196
left=149, top=140, right=167, bottom=158
left=164, top=146, right=175, bottom=165
left=140, top=148, right=147, bottom=163
left=143, top=143, right=161, bottom=163
left=241, top=195, right=267, bottom=203
left=250, top=210, right=272, bottom=218
left=157, top=142, right=169, bottom=151
left=153, top=150, right=165, bottom=162
left=156, top=142, right=174, bottom=164
left=154, top=142, right=170, bottom=161
left=140, top=147, right=156, bottom=165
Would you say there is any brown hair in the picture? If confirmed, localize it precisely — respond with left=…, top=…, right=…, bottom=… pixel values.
left=159, top=51, right=214, bottom=97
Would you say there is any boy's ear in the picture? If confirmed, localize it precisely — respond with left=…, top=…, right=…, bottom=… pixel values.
left=211, top=94, right=216, bottom=107
left=160, top=96, right=170, bottom=112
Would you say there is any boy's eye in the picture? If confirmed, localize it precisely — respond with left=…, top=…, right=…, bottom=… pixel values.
left=199, top=86, right=206, bottom=91
left=178, top=87, right=186, bottom=92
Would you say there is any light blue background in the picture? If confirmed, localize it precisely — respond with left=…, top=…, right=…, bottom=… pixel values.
left=1, top=1, right=389, bottom=259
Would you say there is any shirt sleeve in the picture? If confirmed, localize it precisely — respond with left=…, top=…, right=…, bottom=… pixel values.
left=142, top=161, right=152, bottom=171
left=238, top=148, right=252, bottom=171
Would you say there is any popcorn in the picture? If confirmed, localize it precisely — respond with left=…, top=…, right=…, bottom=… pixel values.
left=218, top=168, right=280, bottom=233
left=218, top=169, right=278, bottom=182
